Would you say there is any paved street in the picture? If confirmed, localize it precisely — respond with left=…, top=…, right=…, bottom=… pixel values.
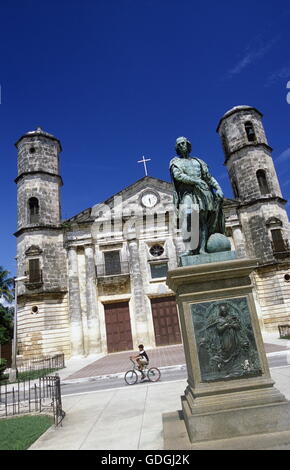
left=27, top=332, right=290, bottom=451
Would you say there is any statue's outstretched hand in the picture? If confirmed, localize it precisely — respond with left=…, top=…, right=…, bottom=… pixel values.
left=194, top=180, right=208, bottom=191
left=215, top=189, right=224, bottom=199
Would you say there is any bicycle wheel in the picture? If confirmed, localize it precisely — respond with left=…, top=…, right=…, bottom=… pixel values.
left=124, top=369, right=138, bottom=385
left=147, top=367, right=161, bottom=382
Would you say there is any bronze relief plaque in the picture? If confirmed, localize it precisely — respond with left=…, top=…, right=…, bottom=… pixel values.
left=190, top=297, right=262, bottom=382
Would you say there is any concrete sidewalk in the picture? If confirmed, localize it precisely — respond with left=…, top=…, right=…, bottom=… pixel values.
left=28, top=332, right=290, bottom=450
left=29, top=364, right=290, bottom=450
left=29, top=379, right=187, bottom=450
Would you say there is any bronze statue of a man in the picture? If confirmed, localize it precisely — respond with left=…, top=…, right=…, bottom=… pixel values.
left=170, top=136, right=225, bottom=255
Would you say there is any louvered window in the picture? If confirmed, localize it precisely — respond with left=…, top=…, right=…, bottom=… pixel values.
left=271, top=229, right=285, bottom=253
left=29, top=258, right=41, bottom=283
left=104, top=251, right=121, bottom=275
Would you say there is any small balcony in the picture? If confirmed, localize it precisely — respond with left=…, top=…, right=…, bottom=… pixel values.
left=24, top=269, right=43, bottom=290
left=96, top=261, right=130, bottom=284
left=271, top=239, right=290, bottom=260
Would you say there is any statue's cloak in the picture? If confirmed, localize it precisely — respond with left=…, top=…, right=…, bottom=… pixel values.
left=169, top=156, right=225, bottom=235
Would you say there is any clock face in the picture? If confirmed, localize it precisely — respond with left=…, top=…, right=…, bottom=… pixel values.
left=141, top=192, right=158, bottom=208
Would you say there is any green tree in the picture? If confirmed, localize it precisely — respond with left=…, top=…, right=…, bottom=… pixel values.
left=0, top=304, right=14, bottom=344
left=0, top=266, right=14, bottom=303
left=0, top=267, right=14, bottom=345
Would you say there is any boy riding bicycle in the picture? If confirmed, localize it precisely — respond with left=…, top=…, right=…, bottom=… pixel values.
left=130, top=344, right=149, bottom=380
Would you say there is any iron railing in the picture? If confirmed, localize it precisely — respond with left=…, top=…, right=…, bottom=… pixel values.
left=0, top=374, right=65, bottom=426
left=271, top=239, right=290, bottom=259
left=278, top=324, right=290, bottom=339
left=96, top=261, right=130, bottom=277
left=15, top=353, right=65, bottom=377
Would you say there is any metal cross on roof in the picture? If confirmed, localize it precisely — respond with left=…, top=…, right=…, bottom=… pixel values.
left=138, top=155, right=151, bottom=176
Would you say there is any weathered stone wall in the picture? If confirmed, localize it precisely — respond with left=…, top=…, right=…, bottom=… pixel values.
left=17, top=231, right=67, bottom=295
left=253, top=266, right=290, bottom=331
left=17, top=135, right=60, bottom=176
left=238, top=201, right=290, bottom=262
left=218, top=107, right=268, bottom=158
left=227, top=147, right=283, bottom=202
left=17, top=294, right=70, bottom=359
left=17, top=175, right=61, bottom=230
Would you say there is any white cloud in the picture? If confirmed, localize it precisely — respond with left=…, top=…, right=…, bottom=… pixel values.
left=275, top=148, right=290, bottom=164
left=265, top=66, right=290, bottom=87
left=227, top=37, right=279, bottom=78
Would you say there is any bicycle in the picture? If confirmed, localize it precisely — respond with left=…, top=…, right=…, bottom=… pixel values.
left=124, top=359, right=161, bottom=385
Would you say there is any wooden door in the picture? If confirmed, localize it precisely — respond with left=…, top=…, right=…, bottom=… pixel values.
left=151, top=297, right=182, bottom=346
left=104, top=301, right=133, bottom=353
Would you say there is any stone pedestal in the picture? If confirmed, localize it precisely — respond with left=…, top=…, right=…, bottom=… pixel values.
left=163, top=257, right=290, bottom=449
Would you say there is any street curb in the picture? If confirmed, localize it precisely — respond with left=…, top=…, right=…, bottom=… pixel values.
left=60, top=350, right=290, bottom=384
left=61, top=364, right=187, bottom=385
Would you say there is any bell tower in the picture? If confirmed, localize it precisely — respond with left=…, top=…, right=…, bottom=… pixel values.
left=15, top=127, right=69, bottom=358
left=217, top=106, right=290, bottom=262
left=15, top=127, right=62, bottom=232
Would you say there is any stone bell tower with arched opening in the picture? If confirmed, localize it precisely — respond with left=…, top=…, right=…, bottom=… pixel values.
left=217, top=106, right=290, bottom=331
left=15, top=127, right=69, bottom=358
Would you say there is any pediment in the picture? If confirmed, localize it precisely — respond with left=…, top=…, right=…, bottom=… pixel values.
left=91, top=177, right=173, bottom=220
left=65, top=175, right=237, bottom=225
left=25, top=245, right=43, bottom=256
left=266, top=217, right=283, bottom=227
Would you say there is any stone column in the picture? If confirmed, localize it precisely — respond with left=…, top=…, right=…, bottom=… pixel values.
left=67, top=245, right=84, bottom=356
left=128, top=237, right=149, bottom=344
left=232, top=224, right=246, bottom=258
left=85, top=244, right=101, bottom=354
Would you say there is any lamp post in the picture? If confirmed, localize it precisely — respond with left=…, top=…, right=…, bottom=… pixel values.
left=9, top=276, right=28, bottom=382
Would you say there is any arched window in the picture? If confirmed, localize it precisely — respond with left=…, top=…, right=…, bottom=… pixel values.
left=245, top=121, right=256, bottom=142
left=221, top=133, right=230, bottom=156
left=256, top=170, right=269, bottom=195
left=231, top=179, right=240, bottom=198
left=28, top=197, right=39, bottom=224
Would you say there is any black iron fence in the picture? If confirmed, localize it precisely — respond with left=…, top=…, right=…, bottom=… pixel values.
left=278, top=324, right=290, bottom=339
left=0, top=374, right=65, bottom=426
left=16, top=353, right=65, bottom=377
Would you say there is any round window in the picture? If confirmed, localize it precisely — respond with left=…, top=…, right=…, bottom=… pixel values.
left=284, top=274, right=290, bottom=282
left=149, top=245, right=164, bottom=257
left=29, top=147, right=36, bottom=154
left=31, top=306, right=38, bottom=314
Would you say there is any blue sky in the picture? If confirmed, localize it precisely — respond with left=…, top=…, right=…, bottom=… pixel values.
left=1, top=0, right=290, bottom=276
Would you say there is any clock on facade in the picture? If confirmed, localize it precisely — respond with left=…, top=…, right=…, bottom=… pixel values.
left=141, top=192, right=158, bottom=208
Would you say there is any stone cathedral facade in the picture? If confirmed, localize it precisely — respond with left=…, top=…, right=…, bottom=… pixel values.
left=15, top=105, right=290, bottom=359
